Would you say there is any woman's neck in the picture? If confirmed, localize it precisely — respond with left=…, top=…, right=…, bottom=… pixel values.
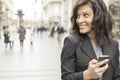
left=88, top=31, right=97, bottom=49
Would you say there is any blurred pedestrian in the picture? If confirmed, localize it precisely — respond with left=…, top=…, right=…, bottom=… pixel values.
left=61, top=0, right=120, bottom=80
left=50, top=25, right=58, bottom=38
left=57, top=25, right=65, bottom=45
left=39, top=25, right=46, bottom=38
left=9, top=23, right=16, bottom=48
left=18, top=25, right=26, bottom=47
left=4, top=27, right=10, bottom=48
left=50, top=26, right=55, bottom=38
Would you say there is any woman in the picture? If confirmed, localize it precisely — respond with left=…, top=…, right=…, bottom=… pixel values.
left=4, top=27, right=10, bottom=48
left=61, top=0, right=120, bottom=80
left=18, top=26, right=26, bottom=47
left=9, top=23, right=16, bottom=48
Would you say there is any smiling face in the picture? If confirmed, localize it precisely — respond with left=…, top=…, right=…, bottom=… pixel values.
left=76, top=3, right=94, bottom=34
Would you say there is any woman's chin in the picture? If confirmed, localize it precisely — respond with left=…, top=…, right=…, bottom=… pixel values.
left=79, top=31, right=86, bottom=34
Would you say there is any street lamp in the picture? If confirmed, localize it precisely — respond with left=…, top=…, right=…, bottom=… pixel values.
left=16, top=9, right=24, bottom=27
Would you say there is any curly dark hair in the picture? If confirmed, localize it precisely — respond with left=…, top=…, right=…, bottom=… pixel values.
left=70, top=0, right=114, bottom=45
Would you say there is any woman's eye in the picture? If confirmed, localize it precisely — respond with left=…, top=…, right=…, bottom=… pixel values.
left=84, top=13, right=89, bottom=17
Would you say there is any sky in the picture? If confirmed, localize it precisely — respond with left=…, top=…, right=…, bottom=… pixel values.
left=12, top=0, right=42, bottom=21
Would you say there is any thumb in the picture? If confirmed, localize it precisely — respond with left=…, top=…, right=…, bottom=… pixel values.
left=89, top=59, right=97, bottom=65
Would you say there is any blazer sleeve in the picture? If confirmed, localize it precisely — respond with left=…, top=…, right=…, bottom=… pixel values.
left=112, top=40, right=120, bottom=80
left=61, top=36, right=83, bottom=80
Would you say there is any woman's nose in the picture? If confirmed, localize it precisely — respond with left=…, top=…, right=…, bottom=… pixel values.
left=77, top=17, right=84, bottom=23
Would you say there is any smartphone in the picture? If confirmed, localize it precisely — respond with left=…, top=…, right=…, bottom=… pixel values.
left=98, top=55, right=109, bottom=67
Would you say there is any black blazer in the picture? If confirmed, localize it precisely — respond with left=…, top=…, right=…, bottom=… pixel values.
left=61, top=33, right=120, bottom=80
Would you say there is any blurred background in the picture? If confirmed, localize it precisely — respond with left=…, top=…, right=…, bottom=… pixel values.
left=0, top=0, right=119, bottom=80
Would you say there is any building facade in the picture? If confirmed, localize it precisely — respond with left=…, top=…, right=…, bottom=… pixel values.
left=42, top=0, right=62, bottom=28
left=109, top=0, right=120, bottom=38
left=0, top=0, right=14, bottom=26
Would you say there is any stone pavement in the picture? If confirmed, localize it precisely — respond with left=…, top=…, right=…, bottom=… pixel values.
left=0, top=31, right=62, bottom=80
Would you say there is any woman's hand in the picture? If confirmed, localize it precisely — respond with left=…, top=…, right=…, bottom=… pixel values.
left=83, top=59, right=109, bottom=80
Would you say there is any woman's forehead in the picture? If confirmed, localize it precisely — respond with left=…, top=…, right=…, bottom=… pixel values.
left=77, top=4, right=93, bottom=13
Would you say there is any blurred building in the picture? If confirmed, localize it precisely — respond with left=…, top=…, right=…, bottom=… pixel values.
left=109, top=0, right=120, bottom=38
left=62, top=0, right=76, bottom=30
left=0, top=0, right=14, bottom=26
left=42, top=0, right=62, bottom=28
left=41, top=0, right=78, bottom=30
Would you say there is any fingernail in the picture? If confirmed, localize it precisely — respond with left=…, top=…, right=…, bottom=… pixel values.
left=105, top=59, right=109, bottom=62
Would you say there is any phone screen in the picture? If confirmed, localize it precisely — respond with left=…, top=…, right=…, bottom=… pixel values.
left=98, top=55, right=109, bottom=67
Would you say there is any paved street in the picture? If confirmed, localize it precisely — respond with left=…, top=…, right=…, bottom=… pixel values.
left=0, top=31, right=62, bottom=80
left=0, top=30, right=120, bottom=80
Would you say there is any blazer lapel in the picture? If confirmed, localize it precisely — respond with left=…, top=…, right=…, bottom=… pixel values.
left=79, top=34, right=97, bottom=59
